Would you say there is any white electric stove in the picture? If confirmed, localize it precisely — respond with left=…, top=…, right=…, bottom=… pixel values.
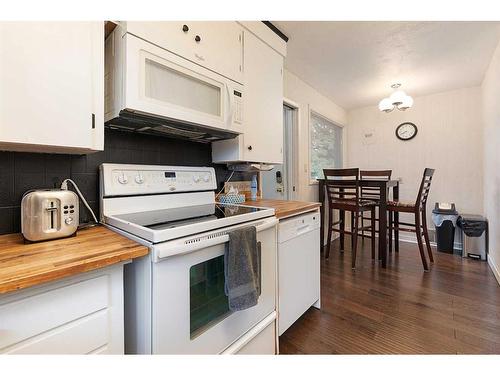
left=99, top=163, right=278, bottom=354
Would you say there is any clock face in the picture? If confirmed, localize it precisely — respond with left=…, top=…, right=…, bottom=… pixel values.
left=396, top=122, right=418, bottom=141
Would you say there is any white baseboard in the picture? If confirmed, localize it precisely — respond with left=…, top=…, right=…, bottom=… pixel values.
left=488, top=256, right=500, bottom=286
left=398, top=231, right=461, bottom=251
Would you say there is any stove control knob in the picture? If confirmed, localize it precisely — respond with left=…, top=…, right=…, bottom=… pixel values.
left=118, top=173, right=128, bottom=184
left=193, top=175, right=200, bottom=183
left=135, top=174, right=144, bottom=184
left=65, top=217, right=74, bottom=225
left=203, top=174, right=210, bottom=182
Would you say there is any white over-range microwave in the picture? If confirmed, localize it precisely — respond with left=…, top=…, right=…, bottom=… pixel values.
left=105, top=27, right=244, bottom=142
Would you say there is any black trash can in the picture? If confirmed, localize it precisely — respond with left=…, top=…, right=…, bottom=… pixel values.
left=432, top=203, right=458, bottom=253
left=457, top=215, right=488, bottom=260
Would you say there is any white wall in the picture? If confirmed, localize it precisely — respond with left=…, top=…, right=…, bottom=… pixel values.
left=482, top=39, right=500, bottom=284
left=283, top=69, right=348, bottom=202
left=347, top=87, right=484, bottom=235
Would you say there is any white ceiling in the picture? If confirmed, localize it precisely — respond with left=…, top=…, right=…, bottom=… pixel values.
left=274, top=21, right=500, bottom=110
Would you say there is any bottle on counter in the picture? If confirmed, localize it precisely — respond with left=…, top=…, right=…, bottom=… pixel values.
left=250, top=174, right=258, bottom=201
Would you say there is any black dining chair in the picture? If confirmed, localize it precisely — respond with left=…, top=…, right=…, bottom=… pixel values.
left=387, top=168, right=435, bottom=271
left=323, top=168, right=377, bottom=269
left=359, top=170, right=392, bottom=260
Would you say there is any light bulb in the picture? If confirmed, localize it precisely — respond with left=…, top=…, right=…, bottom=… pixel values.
left=389, top=90, right=407, bottom=106
left=398, top=95, right=414, bottom=110
left=378, top=98, right=394, bottom=112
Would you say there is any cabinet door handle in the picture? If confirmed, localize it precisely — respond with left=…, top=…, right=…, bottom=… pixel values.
left=182, top=24, right=189, bottom=33
left=195, top=35, right=201, bottom=43
left=247, top=145, right=253, bottom=151
left=91, top=113, right=95, bottom=129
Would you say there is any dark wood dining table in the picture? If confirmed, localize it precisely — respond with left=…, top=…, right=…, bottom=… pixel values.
left=317, top=178, right=399, bottom=268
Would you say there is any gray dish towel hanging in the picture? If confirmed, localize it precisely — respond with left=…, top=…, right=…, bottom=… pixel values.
left=224, top=226, right=261, bottom=311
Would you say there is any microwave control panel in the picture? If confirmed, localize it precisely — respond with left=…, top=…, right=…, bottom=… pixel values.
left=233, top=90, right=243, bottom=124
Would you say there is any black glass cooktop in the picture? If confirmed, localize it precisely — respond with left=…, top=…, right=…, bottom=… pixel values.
left=114, top=204, right=264, bottom=231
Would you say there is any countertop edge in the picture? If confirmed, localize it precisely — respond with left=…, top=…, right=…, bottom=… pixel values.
left=0, top=227, right=149, bottom=295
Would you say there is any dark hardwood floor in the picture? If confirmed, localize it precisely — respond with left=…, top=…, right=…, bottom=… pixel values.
left=279, top=237, right=500, bottom=354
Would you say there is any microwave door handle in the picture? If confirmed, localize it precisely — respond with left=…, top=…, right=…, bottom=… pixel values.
left=155, top=218, right=278, bottom=261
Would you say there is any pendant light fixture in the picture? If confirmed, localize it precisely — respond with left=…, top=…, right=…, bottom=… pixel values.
left=378, top=83, right=414, bottom=112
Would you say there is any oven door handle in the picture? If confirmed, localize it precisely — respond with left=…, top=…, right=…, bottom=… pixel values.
left=155, top=217, right=278, bottom=261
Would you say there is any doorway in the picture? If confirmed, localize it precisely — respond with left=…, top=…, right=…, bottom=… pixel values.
left=261, top=101, right=298, bottom=200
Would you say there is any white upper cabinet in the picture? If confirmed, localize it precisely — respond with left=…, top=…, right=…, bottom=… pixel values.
left=0, top=22, right=104, bottom=154
left=212, top=24, right=286, bottom=164
left=124, top=21, right=243, bottom=84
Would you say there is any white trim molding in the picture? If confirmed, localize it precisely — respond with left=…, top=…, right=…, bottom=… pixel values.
left=488, top=256, right=500, bottom=286
left=397, top=231, right=462, bottom=251
left=283, top=97, right=300, bottom=201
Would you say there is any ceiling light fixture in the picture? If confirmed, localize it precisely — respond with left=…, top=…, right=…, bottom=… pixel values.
left=378, top=83, right=414, bottom=113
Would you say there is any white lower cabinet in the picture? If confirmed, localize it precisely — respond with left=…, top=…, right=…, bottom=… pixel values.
left=0, top=264, right=125, bottom=354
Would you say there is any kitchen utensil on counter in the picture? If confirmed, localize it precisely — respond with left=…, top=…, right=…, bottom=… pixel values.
left=21, top=189, right=79, bottom=242
left=21, top=178, right=99, bottom=243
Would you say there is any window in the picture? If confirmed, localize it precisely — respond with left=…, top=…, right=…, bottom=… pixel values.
left=309, top=111, right=343, bottom=181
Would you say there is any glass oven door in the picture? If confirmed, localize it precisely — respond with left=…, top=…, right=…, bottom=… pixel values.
left=151, top=218, right=277, bottom=354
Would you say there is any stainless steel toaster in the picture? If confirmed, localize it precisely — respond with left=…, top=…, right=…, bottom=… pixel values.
left=21, top=189, right=79, bottom=242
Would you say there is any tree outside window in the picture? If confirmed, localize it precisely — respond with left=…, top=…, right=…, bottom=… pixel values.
left=310, top=112, right=343, bottom=181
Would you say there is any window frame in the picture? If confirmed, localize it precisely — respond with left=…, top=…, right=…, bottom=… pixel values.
left=308, top=108, right=344, bottom=185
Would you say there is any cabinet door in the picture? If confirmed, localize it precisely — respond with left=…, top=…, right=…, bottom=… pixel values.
left=125, top=21, right=243, bottom=83
left=0, top=22, right=103, bottom=153
left=0, top=265, right=124, bottom=354
left=242, top=32, right=283, bottom=164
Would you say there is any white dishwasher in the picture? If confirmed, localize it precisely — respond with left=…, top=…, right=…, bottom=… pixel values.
left=278, top=211, right=321, bottom=336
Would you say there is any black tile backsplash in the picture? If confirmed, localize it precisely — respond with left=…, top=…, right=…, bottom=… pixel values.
left=0, top=129, right=251, bottom=235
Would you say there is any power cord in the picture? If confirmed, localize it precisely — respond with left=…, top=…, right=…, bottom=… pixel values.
left=215, top=170, right=235, bottom=200
left=60, top=179, right=99, bottom=224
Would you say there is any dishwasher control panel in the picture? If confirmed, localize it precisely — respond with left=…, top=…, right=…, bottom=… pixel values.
left=278, top=211, right=320, bottom=244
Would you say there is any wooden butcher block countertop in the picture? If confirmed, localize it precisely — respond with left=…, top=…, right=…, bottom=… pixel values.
left=0, top=225, right=148, bottom=294
left=244, top=199, right=321, bottom=220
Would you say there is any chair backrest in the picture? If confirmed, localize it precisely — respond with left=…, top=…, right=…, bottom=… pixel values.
left=415, top=168, right=435, bottom=211
left=359, top=170, right=392, bottom=201
left=323, top=168, right=360, bottom=207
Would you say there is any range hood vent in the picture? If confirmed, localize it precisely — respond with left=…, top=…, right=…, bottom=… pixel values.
left=105, top=110, right=239, bottom=143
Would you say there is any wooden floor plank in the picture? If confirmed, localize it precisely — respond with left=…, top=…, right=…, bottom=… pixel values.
left=279, top=237, right=500, bottom=354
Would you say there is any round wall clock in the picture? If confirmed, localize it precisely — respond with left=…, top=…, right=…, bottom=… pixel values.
left=395, top=122, right=418, bottom=141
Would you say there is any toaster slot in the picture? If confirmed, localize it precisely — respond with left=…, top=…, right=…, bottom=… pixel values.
left=45, top=200, right=60, bottom=232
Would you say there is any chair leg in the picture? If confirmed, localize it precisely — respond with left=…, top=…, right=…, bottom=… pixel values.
left=326, top=209, right=333, bottom=258
left=352, top=212, right=359, bottom=269
left=388, top=210, right=393, bottom=253
left=339, top=210, right=345, bottom=252
left=351, top=211, right=354, bottom=238
left=394, top=211, right=399, bottom=253
left=415, top=212, right=429, bottom=271
left=370, top=207, right=376, bottom=260
left=421, top=210, right=434, bottom=263
left=361, top=212, right=365, bottom=242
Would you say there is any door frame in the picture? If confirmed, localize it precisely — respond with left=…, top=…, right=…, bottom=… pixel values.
left=283, top=97, right=300, bottom=201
